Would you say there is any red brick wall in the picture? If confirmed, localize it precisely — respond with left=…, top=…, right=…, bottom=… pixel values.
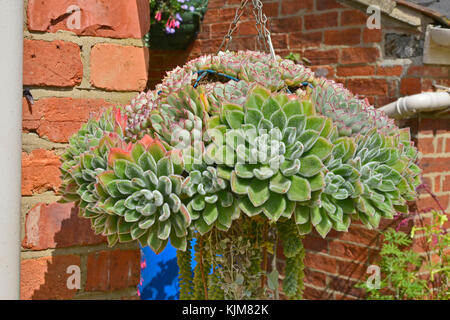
left=21, top=0, right=150, bottom=300
left=148, top=0, right=450, bottom=300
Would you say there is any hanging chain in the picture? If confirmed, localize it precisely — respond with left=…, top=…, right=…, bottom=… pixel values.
left=217, top=0, right=250, bottom=54
left=251, top=0, right=276, bottom=60
left=217, top=0, right=276, bottom=60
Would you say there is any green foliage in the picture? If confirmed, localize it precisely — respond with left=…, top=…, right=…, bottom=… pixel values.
left=357, top=211, right=449, bottom=300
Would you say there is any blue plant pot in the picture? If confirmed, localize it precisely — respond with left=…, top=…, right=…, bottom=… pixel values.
left=138, top=240, right=197, bottom=300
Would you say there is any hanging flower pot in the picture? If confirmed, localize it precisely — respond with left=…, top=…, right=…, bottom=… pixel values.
left=145, top=0, right=208, bottom=51
left=59, top=1, right=422, bottom=300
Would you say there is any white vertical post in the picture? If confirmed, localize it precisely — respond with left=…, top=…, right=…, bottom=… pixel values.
left=0, top=0, right=23, bottom=299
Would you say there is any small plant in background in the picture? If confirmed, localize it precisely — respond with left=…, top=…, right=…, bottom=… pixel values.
left=357, top=185, right=449, bottom=300
left=145, top=0, right=209, bottom=50
left=150, top=0, right=208, bottom=34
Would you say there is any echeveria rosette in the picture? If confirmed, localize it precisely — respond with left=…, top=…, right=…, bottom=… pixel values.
left=293, top=136, right=363, bottom=237
left=124, top=91, right=157, bottom=142
left=352, top=128, right=421, bottom=229
left=182, top=162, right=239, bottom=235
left=59, top=108, right=129, bottom=205
left=93, top=135, right=191, bottom=253
left=205, top=85, right=337, bottom=224
left=312, top=78, right=397, bottom=137
left=149, top=85, right=209, bottom=147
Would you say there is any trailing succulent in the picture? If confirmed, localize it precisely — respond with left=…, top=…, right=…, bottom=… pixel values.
left=59, top=50, right=421, bottom=300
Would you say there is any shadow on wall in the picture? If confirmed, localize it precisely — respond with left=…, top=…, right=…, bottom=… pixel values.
left=303, top=215, right=415, bottom=300
left=21, top=203, right=139, bottom=300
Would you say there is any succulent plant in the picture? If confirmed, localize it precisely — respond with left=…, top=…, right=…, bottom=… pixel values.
left=93, top=135, right=191, bottom=252
left=59, top=49, right=422, bottom=300
left=183, top=162, right=239, bottom=235
left=204, top=84, right=337, bottom=225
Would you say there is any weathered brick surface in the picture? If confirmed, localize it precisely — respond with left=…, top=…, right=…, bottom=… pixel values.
left=21, top=255, right=81, bottom=300
left=22, top=149, right=61, bottom=196
left=85, top=250, right=140, bottom=292
left=22, top=97, right=115, bottom=143
left=90, top=44, right=149, bottom=91
left=22, top=0, right=149, bottom=301
left=340, top=47, right=380, bottom=64
left=23, top=39, right=83, bottom=87
left=27, top=0, right=150, bottom=39
left=22, top=203, right=106, bottom=251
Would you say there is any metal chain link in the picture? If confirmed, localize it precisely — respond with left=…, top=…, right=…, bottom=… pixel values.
left=217, top=0, right=276, bottom=60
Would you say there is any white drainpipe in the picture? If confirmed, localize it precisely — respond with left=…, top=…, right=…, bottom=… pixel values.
left=0, top=0, right=23, bottom=299
left=379, top=91, right=450, bottom=120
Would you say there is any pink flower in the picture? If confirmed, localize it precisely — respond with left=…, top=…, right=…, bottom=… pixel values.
left=155, top=11, right=162, bottom=21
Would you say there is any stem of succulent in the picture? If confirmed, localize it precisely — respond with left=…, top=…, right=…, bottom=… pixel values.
left=177, top=239, right=194, bottom=300
left=198, top=236, right=209, bottom=300
left=272, top=235, right=279, bottom=300
left=261, top=221, right=268, bottom=290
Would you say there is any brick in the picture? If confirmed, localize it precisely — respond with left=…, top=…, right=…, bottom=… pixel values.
left=329, top=241, right=369, bottom=262
left=407, top=66, right=449, bottom=78
left=337, top=65, right=375, bottom=77
left=363, top=28, right=382, bottom=43
left=303, top=285, right=332, bottom=299
left=304, top=269, right=327, bottom=288
left=434, top=176, right=441, bottom=193
left=211, top=22, right=230, bottom=36
left=418, top=137, right=435, bottom=154
left=336, top=260, right=369, bottom=280
left=237, top=21, right=259, bottom=36
left=289, top=32, right=322, bottom=49
left=444, top=175, right=450, bottom=192
left=86, top=250, right=140, bottom=292
left=303, top=49, right=339, bottom=65
left=316, top=0, right=344, bottom=10
left=23, top=39, right=82, bottom=87
left=400, top=78, right=421, bottom=95
left=334, top=226, right=379, bottom=247
left=90, top=44, right=149, bottom=91
left=261, top=2, right=280, bottom=17
left=21, top=255, right=80, bottom=300
left=417, top=194, right=449, bottom=212
left=377, top=65, right=403, bottom=76
left=270, top=34, right=288, bottom=50
left=271, top=17, right=303, bottom=34
left=419, top=118, right=450, bottom=134
left=419, top=157, right=449, bottom=174
left=346, top=79, right=388, bottom=96
left=281, top=0, right=314, bottom=14
left=304, top=235, right=328, bottom=253
left=22, top=97, right=115, bottom=143
left=341, top=9, right=368, bottom=26
left=22, top=203, right=106, bottom=251
left=446, top=138, right=450, bottom=153
left=329, top=276, right=363, bottom=297
left=324, top=29, right=361, bottom=45
left=27, top=0, right=150, bottom=39
left=340, top=47, right=380, bottom=64
left=22, top=150, right=61, bottom=196
left=304, top=12, right=338, bottom=30
left=304, top=252, right=337, bottom=273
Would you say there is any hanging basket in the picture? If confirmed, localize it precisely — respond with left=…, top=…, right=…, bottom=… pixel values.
left=146, top=12, right=202, bottom=50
